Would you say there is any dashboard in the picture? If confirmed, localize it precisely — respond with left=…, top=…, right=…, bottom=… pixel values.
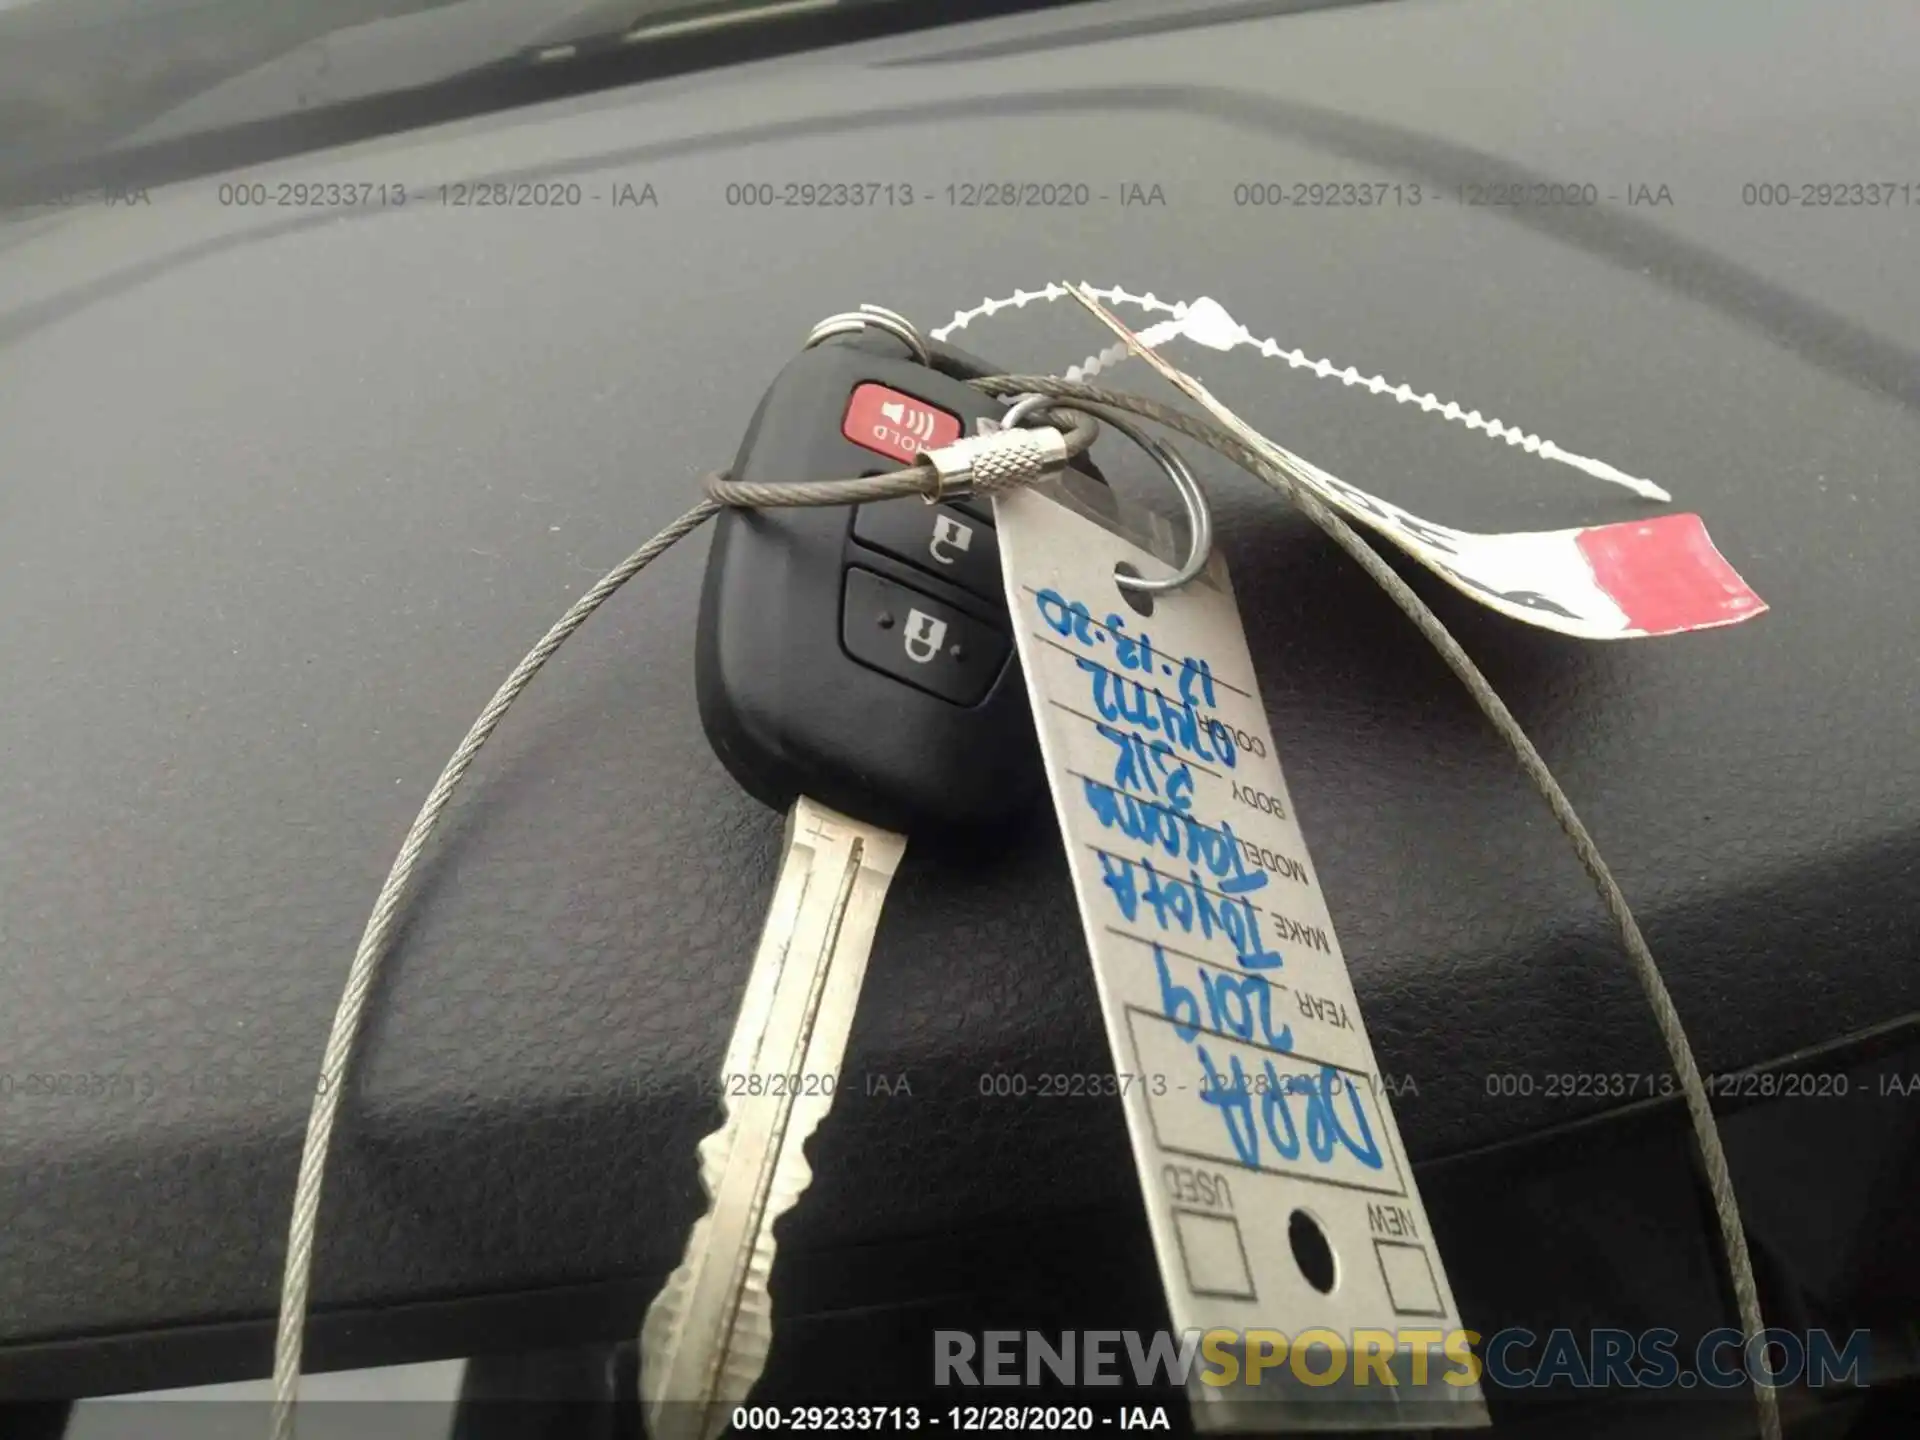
left=1, top=0, right=1917, bottom=1428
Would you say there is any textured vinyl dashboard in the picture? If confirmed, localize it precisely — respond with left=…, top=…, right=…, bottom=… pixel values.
left=2, top=0, right=1917, bottom=1396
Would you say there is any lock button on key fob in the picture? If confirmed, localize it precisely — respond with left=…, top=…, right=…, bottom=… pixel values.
left=841, top=567, right=1010, bottom=706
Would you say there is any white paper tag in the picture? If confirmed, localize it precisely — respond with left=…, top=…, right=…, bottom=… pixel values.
left=1062, top=283, right=1767, bottom=641
left=996, top=477, right=1489, bottom=1432
left=936, top=281, right=1769, bottom=639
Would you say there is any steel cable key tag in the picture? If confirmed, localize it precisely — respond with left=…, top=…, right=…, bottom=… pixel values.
left=995, top=473, right=1489, bottom=1432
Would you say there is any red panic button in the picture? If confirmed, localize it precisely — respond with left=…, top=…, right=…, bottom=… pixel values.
left=842, top=383, right=963, bottom=466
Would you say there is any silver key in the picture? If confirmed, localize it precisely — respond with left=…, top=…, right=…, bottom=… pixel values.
left=640, top=796, right=907, bottom=1440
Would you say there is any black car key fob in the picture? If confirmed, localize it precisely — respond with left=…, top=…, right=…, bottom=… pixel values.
left=695, top=329, right=1101, bottom=835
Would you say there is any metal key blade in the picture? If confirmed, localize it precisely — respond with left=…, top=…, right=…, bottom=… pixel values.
left=641, top=796, right=906, bottom=1440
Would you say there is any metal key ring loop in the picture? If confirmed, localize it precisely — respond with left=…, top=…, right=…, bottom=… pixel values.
left=997, top=391, right=1059, bottom=432
left=802, top=304, right=931, bottom=366
left=999, top=393, right=1213, bottom=594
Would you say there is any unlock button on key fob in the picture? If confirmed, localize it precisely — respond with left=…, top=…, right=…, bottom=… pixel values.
left=841, top=568, right=1009, bottom=706
left=853, top=500, right=1002, bottom=602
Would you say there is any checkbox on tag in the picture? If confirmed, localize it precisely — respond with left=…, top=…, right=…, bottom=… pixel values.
left=1373, top=1239, right=1447, bottom=1318
left=1173, top=1209, right=1257, bottom=1301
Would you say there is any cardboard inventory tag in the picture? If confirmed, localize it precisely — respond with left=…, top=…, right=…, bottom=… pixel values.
left=996, top=476, right=1489, bottom=1432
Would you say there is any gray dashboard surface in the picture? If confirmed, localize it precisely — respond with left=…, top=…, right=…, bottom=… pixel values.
left=3, top=0, right=1918, bottom=1385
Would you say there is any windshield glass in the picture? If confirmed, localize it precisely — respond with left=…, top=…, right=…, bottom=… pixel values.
left=0, top=0, right=960, bottom=190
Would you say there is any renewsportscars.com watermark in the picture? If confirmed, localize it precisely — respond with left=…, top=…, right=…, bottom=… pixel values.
left=935, top=1327, right=1872, bottom=1392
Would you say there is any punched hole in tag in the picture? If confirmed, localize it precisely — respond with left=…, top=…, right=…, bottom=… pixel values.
left=1113, top=561, right=1155, bottom=617
left=1289, top=1208, right=1338, bottom=1295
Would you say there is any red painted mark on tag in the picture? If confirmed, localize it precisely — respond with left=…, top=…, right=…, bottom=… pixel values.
left=1576, top=513, right=1767, bottom=635
left=842, top=383, right=962, bottom=466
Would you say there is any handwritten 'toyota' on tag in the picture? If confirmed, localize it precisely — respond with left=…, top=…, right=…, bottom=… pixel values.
left=995, top=478, right=1489, bottom=1432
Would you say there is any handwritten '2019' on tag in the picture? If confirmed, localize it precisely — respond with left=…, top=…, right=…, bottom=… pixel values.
left=995, top=477, right=1489, bottom=1433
